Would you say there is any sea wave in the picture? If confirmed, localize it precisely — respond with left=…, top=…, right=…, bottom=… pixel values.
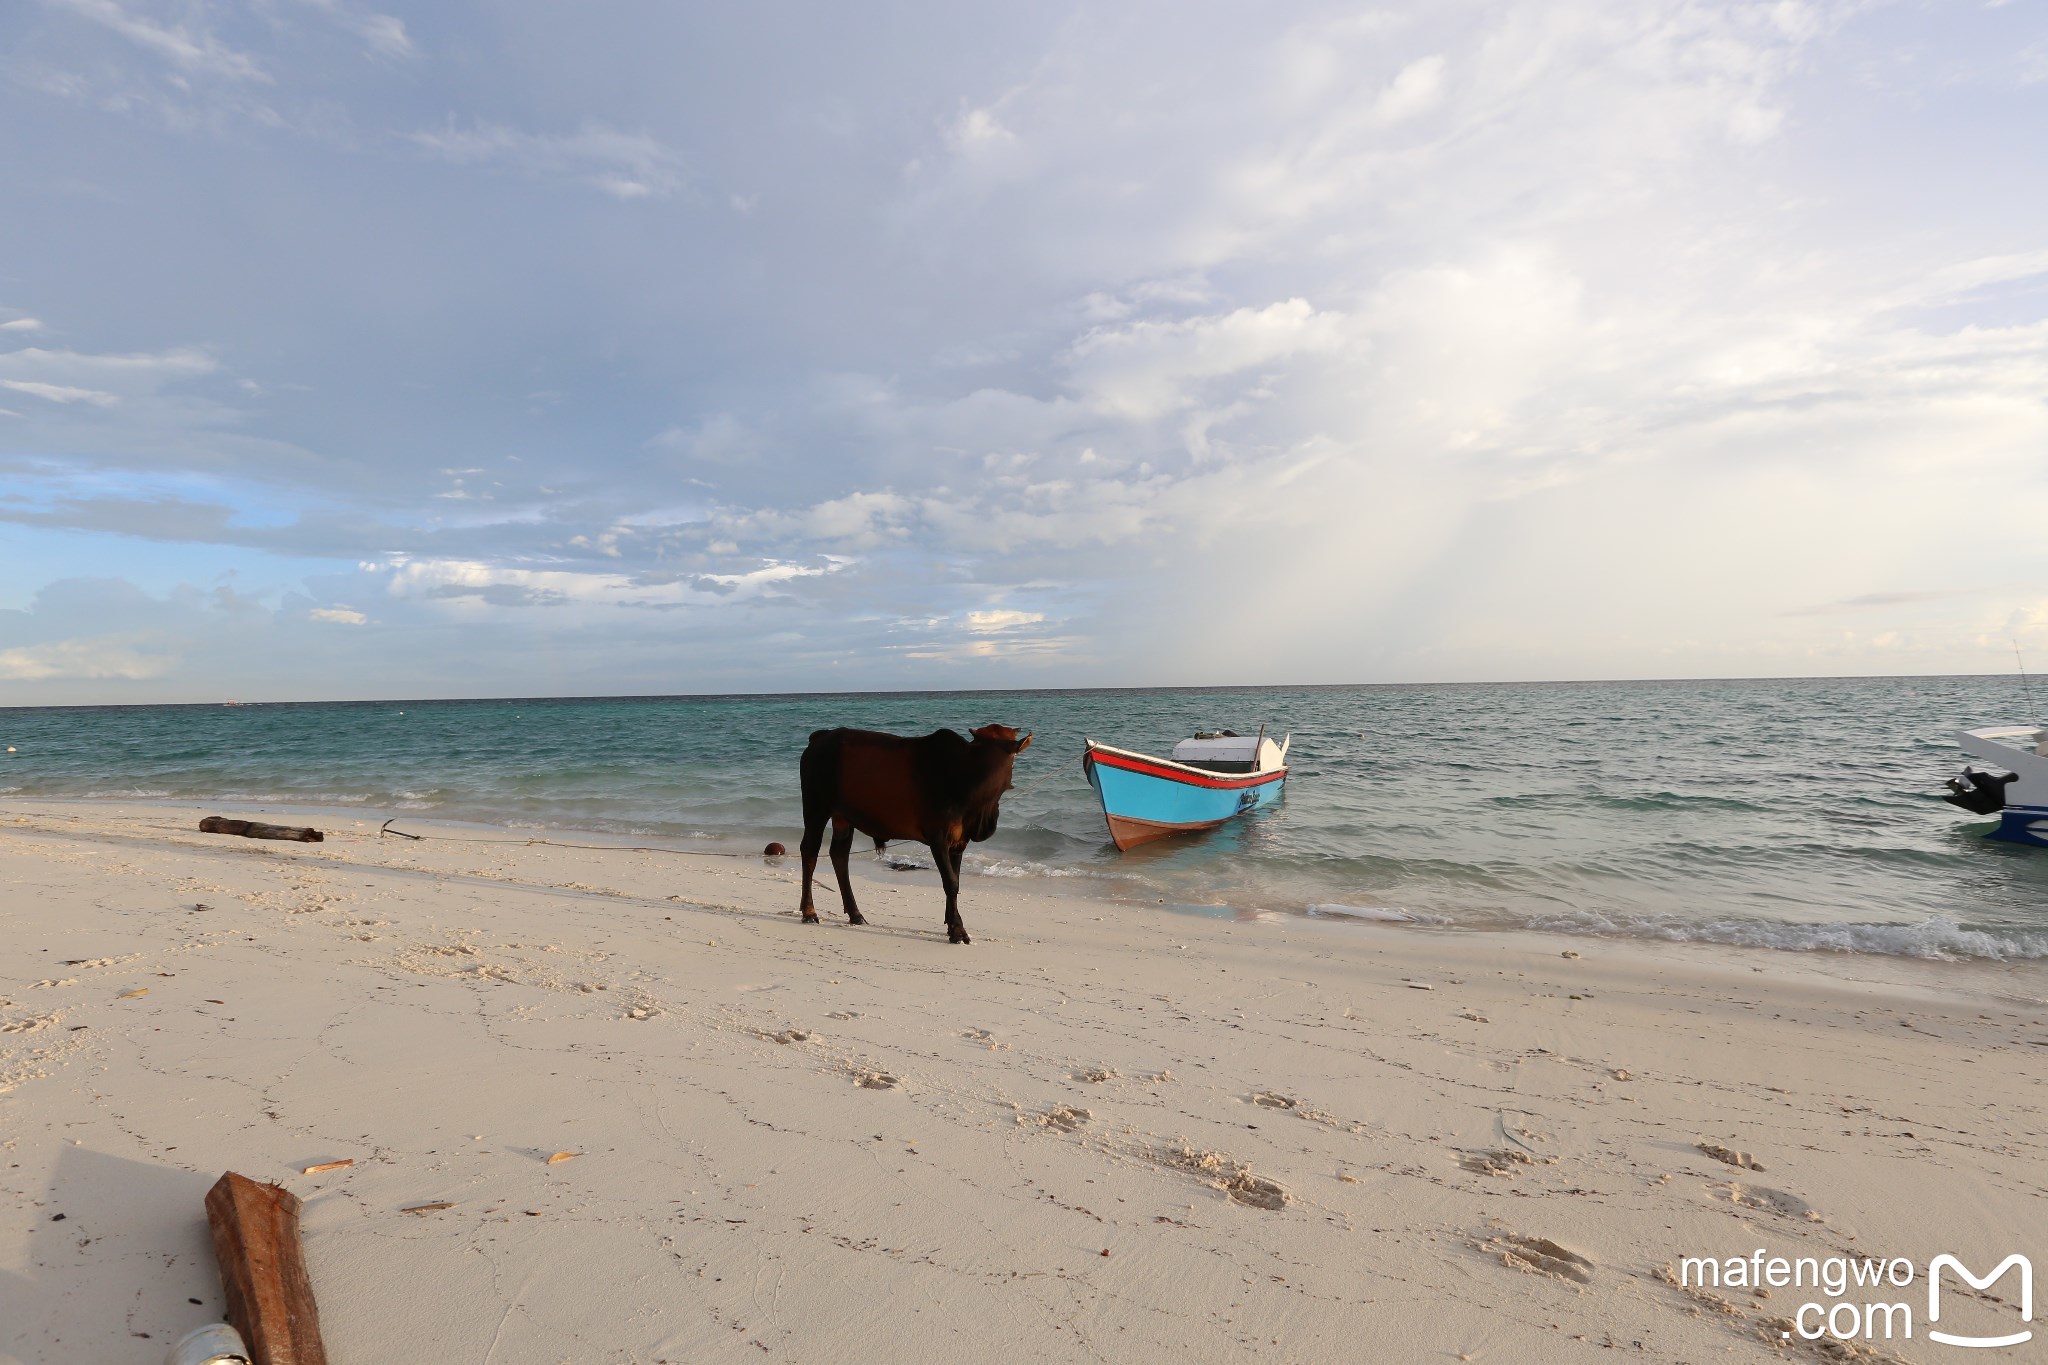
left=975, top=858, right=1141, bottom=881
left=1524, top=912, right=2048, bottom=961
left=1306, top=902, right=1447, bottom=924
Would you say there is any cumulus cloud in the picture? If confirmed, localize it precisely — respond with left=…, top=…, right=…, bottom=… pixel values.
left=1370, top=54, right=1445, bottom=125
left=1065, top=298, right=1347, bottom=420
left=3, top=1, right=2045, bottom=700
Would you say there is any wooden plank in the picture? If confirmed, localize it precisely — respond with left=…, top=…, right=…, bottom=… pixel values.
left=204, top=1172, right=329, bottom=1365
left=199, top=817, right=325, bottom=843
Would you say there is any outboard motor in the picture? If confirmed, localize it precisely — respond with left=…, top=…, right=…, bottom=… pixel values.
left=1944, top=768, right=2018, bottom=815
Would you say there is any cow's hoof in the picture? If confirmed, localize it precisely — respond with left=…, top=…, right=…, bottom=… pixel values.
left=949, top=932, right=971, bottom=945
left=846, top=911, right=867, bottom=926
left=800, top=910, right=819, bottom=924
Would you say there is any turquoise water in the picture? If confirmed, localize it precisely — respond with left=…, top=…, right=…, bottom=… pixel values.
left=4, top=677, right=2045, bottom=959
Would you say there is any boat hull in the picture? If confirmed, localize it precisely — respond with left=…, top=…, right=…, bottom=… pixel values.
left=1084, top=744, right=1286, bottom=851
left=1991, top=805, right=2048, bottom=847
left=1950, top=728, right=2048, bottom=848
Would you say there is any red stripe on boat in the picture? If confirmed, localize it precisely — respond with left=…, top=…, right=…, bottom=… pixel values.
left=1087, top=748, right=1287, bottom=790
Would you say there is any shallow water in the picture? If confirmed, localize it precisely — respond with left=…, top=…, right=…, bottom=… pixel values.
left=4, top=677, right=2044, bottom=959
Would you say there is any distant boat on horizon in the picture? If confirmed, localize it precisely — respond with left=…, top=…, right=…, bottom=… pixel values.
left=1083, top=729, right=1289, bottom=851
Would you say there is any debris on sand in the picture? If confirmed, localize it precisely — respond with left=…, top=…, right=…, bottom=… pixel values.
left=1698, top=1141, right=1764, bottom=1171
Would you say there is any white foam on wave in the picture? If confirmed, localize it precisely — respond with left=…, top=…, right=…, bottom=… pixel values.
left=1307, top=902, right=1445, bottom=924
left=1533, top=913, right=2048, bottom=962
left=974, top=859, right=1141, bottom=881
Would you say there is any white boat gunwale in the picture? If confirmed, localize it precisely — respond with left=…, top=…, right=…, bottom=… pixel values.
left=1083, top=735, right=1291, bottom=782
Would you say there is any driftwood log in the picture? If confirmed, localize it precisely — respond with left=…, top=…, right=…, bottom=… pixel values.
left=204, top=1172, right=329, bottom=1365
left=199, top=817, right=324, bottom=843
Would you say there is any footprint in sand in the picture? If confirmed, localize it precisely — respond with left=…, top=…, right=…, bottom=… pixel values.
left=1073, top=1065, right=1120, bottom=1083
left=854, top=1071, right=898, bottom=1090
left=1034, top=1106, right=1091, bottom=1132
left=1159, top=1143, right=1290, bottom=1210
left=1250, top=1092, right=1296, bottom=1110
left=1715, top=1182, right=1820, bottom=1221
left=1482, top=1231, right=1594, bottom=1284
left=1223, top=1173, right=1288, bottom=1209
left=1459, top=1149, right=1539, bottom=1177
left=766, top=1029, right=811, bottom=1044
left=2, top=1013, right=60, bottom=1035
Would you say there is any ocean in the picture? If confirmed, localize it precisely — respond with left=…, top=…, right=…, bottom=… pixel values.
left=4, top=676, right=2044, bottom=960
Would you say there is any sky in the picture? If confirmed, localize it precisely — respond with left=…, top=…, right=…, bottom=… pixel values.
left=1, top=0, right=2045, bottom=704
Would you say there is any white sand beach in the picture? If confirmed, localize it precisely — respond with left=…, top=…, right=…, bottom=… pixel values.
left=4, top=800, right=2045, bottom=1363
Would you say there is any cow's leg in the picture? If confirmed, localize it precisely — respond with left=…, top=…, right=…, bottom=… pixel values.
left=830, top=819, right=866, bottom=926
left=798, top=812, right=826, bottom=924
left=929, top=838, right=969, bottom=944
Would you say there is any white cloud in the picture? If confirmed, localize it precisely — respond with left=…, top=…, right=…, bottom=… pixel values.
left=1371, top=54, right=1445, bottom=126
left=0, top=635, right=173, bottom=681
left=0, top=379, right=119, bottom=406
left=0, top=345, right=216, bottom=387
left=357, top=13, right=412, bottom=60
left=5, top=2, right=2044, bottom=693
left=308, top=606, right=368, bottom=624
left=371, top=556, right=841, bottom=609
left=965, top=609, right=1045, bottom=632
left=949, top=106, right=1016, bottom=154
left=1065, top=298, right=1346, bottom=420
left=0, top=318, right=42, bottom=333
left=50, top=0, right=269, bottom=83
left=409, top=120, right=686, bottom=199
left=290, top=1, right=416, bottom=61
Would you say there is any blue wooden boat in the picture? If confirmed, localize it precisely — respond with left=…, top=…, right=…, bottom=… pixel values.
left=1082, top=729, right=1290, bottom=850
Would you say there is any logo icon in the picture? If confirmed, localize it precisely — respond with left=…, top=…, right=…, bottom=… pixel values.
left=1929, top=1254, right=2033, bottom=1349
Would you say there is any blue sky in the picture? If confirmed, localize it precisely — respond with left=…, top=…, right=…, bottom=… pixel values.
left=2, top=0, right=2045, bottom=703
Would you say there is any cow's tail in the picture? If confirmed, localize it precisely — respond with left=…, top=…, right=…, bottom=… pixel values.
left=799, top=729, right=841, bottom=828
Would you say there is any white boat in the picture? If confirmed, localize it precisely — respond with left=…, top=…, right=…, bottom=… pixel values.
left=1943, top=726, right=2048, bottom=846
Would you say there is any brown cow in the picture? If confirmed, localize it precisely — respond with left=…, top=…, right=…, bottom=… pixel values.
left=798, top=724, right=1033, bottom=944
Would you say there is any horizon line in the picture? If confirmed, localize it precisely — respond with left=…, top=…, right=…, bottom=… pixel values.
left=0, top=669, right=2032, bottom=712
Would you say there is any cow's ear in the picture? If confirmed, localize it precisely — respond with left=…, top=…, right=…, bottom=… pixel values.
left=1012, top=732, right=1033, bottom=754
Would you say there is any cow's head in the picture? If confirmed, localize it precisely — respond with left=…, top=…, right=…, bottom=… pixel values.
left=970, top=724, right=1034, bottom=755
